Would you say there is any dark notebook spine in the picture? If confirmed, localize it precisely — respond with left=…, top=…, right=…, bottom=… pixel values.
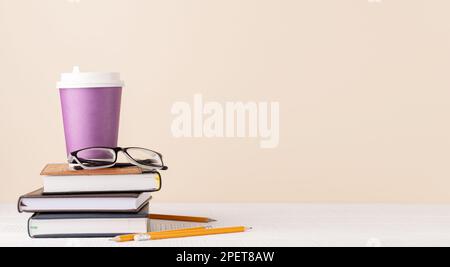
left=27, top=215, right=33, bottom=238
left=17, top=196, right=24, bottom=213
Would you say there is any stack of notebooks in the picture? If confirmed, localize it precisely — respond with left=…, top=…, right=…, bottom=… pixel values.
left=18, top=164, right=161, bottom=238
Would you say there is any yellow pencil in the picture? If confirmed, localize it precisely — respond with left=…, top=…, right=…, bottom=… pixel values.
left=149, top=214, right=216, bottom=223
left=113, top=226, right=251, bottom=242
left=112, top=226, right=210, bottom=242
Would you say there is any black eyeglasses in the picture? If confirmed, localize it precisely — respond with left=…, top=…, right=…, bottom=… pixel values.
left=68, top=147, right=168, bottom=171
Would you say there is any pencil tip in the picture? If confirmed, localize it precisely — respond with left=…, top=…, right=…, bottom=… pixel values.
left=208, top=219, right=217, bottom=222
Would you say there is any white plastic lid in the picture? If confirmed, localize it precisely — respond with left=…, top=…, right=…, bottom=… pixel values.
left=57, top=66, right=124, bottom=89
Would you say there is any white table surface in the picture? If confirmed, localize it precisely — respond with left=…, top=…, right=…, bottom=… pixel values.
left=1, top=203, right=450, bottom=247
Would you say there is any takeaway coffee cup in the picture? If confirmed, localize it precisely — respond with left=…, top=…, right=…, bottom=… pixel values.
left=58, top=67, right=124, bottom=156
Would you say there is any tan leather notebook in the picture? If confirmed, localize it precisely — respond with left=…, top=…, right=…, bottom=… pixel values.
left=41, top=164, right=143, bottom=176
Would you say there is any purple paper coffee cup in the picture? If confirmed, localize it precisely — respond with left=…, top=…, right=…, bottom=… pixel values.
left=58, top=67, right=124, bottom=156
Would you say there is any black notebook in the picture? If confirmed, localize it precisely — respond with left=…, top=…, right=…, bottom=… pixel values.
left=28, top=204, right=149, bottom=238
left=18, top=188, right=152, bottom=213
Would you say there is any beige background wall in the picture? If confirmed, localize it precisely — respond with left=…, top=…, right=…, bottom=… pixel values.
left=1, top=0, right=450, bottom=203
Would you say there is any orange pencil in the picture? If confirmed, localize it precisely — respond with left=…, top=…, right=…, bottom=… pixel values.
left=113, top=226, right=251, bottom=242
left=112, top=226, right=210, bottom=242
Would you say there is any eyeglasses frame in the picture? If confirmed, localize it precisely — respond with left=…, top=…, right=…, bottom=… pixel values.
left=68, top=147, right=168, bottom=171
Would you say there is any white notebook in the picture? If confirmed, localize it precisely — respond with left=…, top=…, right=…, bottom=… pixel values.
left=18, top=188, right=152, bottom=213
